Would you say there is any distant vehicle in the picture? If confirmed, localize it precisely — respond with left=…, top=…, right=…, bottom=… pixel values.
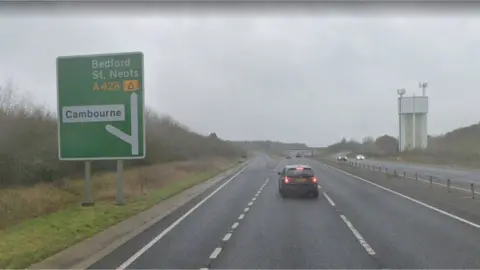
left=356, top=154, right=365, bottom=160
left=278, top=164, right=319, bottom=198
left=296, top=153, right=302, bottom=158
left=242, top=155, right=247, bottom=159
left=337, top=156, right=348, bottom=162
left=286, top=155, right=291, bottom=159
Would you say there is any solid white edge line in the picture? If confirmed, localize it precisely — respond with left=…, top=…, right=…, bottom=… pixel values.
left=324, top=163, right=480, bottom=229
left=222, top=233, right=232, bottom=241
left=115, top=164, right=249, bottom=270
left=323, top=192, right=336, bottom=207
left=340, top=215, right=376, bottom=255
left=209, top=248, right=222, bottom=259
left=231, top=222, right=239, bottom=229
left=238, top=214, right=244, bottom=220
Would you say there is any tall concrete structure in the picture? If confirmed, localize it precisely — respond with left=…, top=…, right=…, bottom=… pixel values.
left=397, top=85, right=429, bottom=152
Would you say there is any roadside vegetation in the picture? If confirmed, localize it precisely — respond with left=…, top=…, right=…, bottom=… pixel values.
left=230, top=140, right=310, bottom=157
left=0, top=81, right=246, bottom=268
left=324, top=123, right=480, bottom=169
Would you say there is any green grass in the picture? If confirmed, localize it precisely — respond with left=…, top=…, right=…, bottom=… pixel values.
left=0, top=167, right=233, bottom=269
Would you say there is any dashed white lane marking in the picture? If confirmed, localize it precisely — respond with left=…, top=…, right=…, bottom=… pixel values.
left=208, top=174, right=269, bottom=264
left=115, top=164, right=249, bottom=270
left=209, top=247, right=222, bottom=259
left=323, top=192, right=336, bottom=207
left=200, top=268, right=208, bottom=270
left=324, top=163, right=480, bottom=229
left=340, top=215, right=376, bottom=255
left=318, top=184, right=322, bottom=188
left=222, top=233, right=232, bottom=241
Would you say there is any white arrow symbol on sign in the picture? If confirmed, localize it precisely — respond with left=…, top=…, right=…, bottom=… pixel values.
left=105, top=93, right=139, bottom=155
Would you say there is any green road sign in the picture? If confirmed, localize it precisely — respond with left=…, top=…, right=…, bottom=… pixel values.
left=57, top=52, right=145, bottom=160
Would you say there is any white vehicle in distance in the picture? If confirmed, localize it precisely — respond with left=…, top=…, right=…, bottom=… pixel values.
left=356, top=154, right=366, bottom=160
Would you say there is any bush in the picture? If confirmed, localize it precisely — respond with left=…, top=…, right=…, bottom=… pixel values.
left=0, top=82, right=245, bottom=187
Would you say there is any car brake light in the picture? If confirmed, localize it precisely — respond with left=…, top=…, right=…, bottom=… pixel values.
left=312, top=177, right=317, bottom=183
left=296, top=167, right=303, bottom=170
left=284, top=177, right=289, bottom=183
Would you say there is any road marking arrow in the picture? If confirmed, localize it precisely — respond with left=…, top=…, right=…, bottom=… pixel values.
left=105, top=92, right=139, bottom=155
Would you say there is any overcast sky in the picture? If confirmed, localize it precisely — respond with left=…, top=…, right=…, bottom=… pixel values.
left=1, top=12, right=480, bottom=147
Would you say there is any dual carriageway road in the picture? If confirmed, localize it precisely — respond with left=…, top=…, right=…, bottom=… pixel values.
left=89, top=154, right=480, bottom=269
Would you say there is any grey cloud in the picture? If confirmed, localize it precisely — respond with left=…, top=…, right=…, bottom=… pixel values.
left=1, top=15, right=480, bottom=146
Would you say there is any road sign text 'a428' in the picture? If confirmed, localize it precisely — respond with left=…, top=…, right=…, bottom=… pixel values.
left=57, top=52, right=145, bottom=160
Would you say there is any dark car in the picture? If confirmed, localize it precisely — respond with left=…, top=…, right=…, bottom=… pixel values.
left=278, top=165, right=319, bottom=198
left=337, top=155, right=348, bottom=162
left=296, top=153, right=302, bottom=158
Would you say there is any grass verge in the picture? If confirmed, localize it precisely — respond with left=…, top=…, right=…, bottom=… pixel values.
left=0, top=159, right=239, bottom=269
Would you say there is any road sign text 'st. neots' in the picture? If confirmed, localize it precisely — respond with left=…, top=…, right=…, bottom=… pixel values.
left=57, top=52, right=145, bottom=160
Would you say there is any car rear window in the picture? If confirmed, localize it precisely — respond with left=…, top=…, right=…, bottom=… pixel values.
left=286, top=168, right=314, bottom=177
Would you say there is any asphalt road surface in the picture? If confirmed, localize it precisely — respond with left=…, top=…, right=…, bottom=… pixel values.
left=355, top=158, right=480, bottom=190
left=89, top=154, right=480, bottom=269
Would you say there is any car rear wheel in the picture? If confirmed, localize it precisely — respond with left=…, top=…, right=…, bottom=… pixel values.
left=312, top=191, right=319, bottom=199
left=279, top=190, right=287, bottom=198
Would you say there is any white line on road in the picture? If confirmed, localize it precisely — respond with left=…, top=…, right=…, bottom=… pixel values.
left=323, top=192, right=336, bottom=206
left=115, top=164, right=249, bottom=270
left=238, top=214, right=244, bottom=220
left=252, top=197, right=256, bottom=201
left=231, top=222, right=239, bottom=229
left=244, top=207, right=250, bottom=212
left=324, top=164, right=480, bottom=229
left=209, top=248, right=222, bottom=259
left=340, top=215, right=376, bottom=255
left=248, top=202, right=253, bottom=206
left=317, top=184, right=322, bottom=189
left=222, top=233, right=232, bottom=241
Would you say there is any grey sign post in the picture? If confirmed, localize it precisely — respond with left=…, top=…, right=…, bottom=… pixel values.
left=57, top=52, right=145, bottom=205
